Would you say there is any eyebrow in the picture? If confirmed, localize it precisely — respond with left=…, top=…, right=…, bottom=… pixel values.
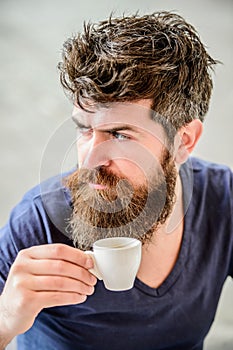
left=71, top=117, right=89, bottom=129
left=71, top=116, right=140, bottom=134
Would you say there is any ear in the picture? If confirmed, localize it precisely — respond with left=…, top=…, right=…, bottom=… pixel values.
left=174, top=119, right=203, bottom=164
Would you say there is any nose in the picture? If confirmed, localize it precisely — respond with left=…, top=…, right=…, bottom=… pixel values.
left=81, top=132, right=112, bottom=169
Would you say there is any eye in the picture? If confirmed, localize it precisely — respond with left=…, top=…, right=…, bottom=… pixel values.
left=111, top=131, right=130, bottom=141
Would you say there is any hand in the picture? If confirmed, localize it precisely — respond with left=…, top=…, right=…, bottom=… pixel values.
left=0, top=243, right=97, bottom=340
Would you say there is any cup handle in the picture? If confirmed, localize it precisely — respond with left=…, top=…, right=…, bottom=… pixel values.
left=84, top=251, right=103, bottom=280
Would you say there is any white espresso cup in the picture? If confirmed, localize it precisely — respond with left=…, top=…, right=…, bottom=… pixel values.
left=85, top=237, right=142, bottom=291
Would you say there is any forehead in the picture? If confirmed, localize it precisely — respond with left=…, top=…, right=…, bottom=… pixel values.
left=72, top=100, right=165, bottom=136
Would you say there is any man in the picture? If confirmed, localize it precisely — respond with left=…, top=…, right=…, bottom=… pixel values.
left=0, top=11, right=232, bottom=350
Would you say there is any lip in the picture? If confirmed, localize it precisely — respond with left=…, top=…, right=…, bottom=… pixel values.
left=89, top=183, right=108, bottom=190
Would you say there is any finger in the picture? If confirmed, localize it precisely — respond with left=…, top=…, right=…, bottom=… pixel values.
left=37, top=291, right=88, bottom=308
left=29, top=275, right=95, bottom=295
left=20, top=244, right=93, bottom=269
left=23, top=259, right=97, bottom=286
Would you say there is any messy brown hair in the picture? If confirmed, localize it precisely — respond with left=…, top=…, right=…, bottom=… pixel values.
left=58, top=11, right=218, bottom=130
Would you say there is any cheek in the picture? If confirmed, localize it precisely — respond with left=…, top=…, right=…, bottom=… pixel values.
left=76, top=142, right=87, bottom=167
left=115, top=159, right=144, bottom=178
left=117, top=143, right=162, bottom=179
left=114, top=159, right=158, bottom=187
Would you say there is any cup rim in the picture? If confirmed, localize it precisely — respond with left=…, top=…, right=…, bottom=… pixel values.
left=93, top=237, right=141, bottom=250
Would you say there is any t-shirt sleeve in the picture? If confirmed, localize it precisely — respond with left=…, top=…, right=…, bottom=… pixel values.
left=229, top=167, right=233, bottom=278
left=0, top=193, right=50, bottom=294
left=0, top=221, right=18, bottom=294
left=0, top=177, right=73, bottom=294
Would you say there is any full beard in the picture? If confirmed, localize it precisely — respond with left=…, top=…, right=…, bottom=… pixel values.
left=65, top=151, right=177, bottom=250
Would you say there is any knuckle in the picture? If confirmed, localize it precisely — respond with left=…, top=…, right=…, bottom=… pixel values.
left=15, top=289, right=34, bottom=310
left=17, top=248, right=28, bottom=260
left=77, top=281, right=95, bottom=295
left=78, top=268, right=96, bottom=285
left=76, top=250, right=87, bottom=263
left=78, top=268, right=88, bottom=281
left=54, top=260, right=65, bottom=274
left=9, top=270, right=27, bottom=289
left=53, top=277, right=65, bottom=290
left=11, top=262, right=23, bottom=275
left=10, top=259, right=28, bottom=276
left=11, top=276, right=23, bottom=289
left=51, top=244, right=66, bottom=257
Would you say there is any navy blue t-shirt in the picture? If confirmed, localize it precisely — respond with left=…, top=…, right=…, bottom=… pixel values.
left=0, top=157, right=233, bottom=350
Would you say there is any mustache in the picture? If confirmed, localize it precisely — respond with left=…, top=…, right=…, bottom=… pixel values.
left=72, top=167, right=128, bottom=188
left=66, top=167, right=137, bottom=199
left=65, top=166, right=139, bottom=210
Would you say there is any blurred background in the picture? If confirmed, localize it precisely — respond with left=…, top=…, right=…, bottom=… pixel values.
left=0, top=0, right=232, bottom=349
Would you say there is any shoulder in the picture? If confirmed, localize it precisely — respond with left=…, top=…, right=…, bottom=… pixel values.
left=10, top=171, right=72, bottom=220
left=180, top=157, right=233, bottom=216
left=190, top=156, right=232, bottom=175
left=1, top=170, right=74, bottom=246
left=192, top=157, right=232, bottom=196
left=22, top=170, right=73, bottom=204
left=182, top=156, right=233, bottom=190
